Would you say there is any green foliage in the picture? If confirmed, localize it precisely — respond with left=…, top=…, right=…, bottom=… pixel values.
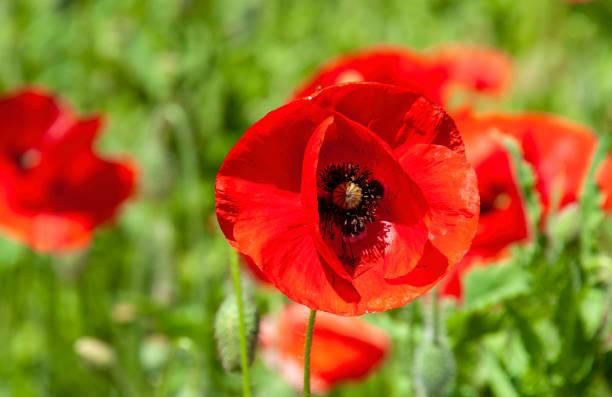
left=0, top=0, right=612, bottom=396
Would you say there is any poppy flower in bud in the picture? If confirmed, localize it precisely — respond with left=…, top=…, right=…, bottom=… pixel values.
left=292, top=44, right=512, bottom=107
left=216, top=83, right=479, bottom=315
left=439, top=107, right=612, bottom=299
left=0, top=88, right=136, bottom=252
left=259, top=304, right=390, bottom=394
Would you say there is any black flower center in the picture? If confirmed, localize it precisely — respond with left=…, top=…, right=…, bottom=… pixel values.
left=317, top=162, right=384, bottom=238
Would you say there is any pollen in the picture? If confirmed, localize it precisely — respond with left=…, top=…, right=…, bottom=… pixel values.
left=332, top=182, right=363, bottom=210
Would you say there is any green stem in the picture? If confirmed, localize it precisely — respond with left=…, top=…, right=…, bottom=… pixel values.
left=431, top=286, right=440, bottom=345
left=230, top=251, right=251, bottom=397
left=304, top=309, right=317, bottom=397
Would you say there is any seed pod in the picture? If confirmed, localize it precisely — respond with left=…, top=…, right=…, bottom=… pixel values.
left=414, top=342, right=456, bottom=397
left=214, top=293, right=259, bottom=373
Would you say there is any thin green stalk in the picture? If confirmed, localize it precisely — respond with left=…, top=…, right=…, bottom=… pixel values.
left=304, top=309, right=317, bottom=397
left=230, top=251, right=251, bottom=397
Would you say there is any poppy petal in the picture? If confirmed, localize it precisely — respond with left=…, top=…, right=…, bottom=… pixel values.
left=215, top=99, right=329, bottom=243
left=598, top=156, right=612, bottom=210
left=385, top=241, right=449, bottom=287
left=292, top=45, right=512, bottom=107
left=454, top=109, right=599, bottom=213
left=311, top=83, right=463, bottom=153
left=397, top=144, right=479, bottom=265
left=0, top=89, right=65, bottom=152
left=431, top=44, right=513, bottom=104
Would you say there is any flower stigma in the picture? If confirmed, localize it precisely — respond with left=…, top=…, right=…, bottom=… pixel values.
left=332, top=182, right=363, bottom=210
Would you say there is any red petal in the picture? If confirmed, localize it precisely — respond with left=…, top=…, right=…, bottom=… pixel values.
left=260, top=304, right=390, bottom=393
left=311, top=83, right=463, bottom=153
left=438, top=262, right=463, bottom=300
left=215, top=99, right=329, bottom=243
left=452, top=108, right=529, bottom=254
left=292, top=45, right=512, bottom=106
left=0, top=89, right=66, bottom=153
left=431, top=44, right=513, bottom=105
left=398, top=144, right=479, bottom=265
left=598, top=156, right=612, bottom=210
left=241, top=254, right=272, bottom=284
left=455, top=109, right=601, bottom=214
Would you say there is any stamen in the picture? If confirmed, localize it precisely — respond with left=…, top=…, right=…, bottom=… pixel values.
left=317, top=162, right=384, bottom=238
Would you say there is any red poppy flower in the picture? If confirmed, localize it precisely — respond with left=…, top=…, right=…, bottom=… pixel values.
left=439, top=107, right=612, bottom=298
left=292, top=44, right=512, bottom=107
left=0, top=88, right=136, bottom=252
left=216, top=82, right=479, bottom=315
left=259, top=304, right=390, bottom=394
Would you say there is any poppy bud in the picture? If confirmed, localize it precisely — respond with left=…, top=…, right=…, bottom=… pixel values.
left=214, top=293, right=259, bottom=373
left=414, top=342, right=456, bottom=397
left=74, top=337, right=116, bottom=369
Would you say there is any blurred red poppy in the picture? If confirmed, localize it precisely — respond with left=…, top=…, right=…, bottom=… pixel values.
left=216, top=82, right=479, bottom=315
left=599, top=157, right=612, bottom=210
left=0, top=88, right=136, bottom=252
left=454, top=108, right=612, bottom=214
left=292, top=44, right=512, bottom=107
left=259, top=304, right=390, bottom=394
left=439, top=107, right=612, bottom=298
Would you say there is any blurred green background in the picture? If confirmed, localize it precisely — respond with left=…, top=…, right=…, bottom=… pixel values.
left=1, top=0, right=612, bottom=396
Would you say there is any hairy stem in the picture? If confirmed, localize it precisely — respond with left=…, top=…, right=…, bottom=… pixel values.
left=304, top=309, right=317, bottom=397
left=230, top=251, right=250, bottom=397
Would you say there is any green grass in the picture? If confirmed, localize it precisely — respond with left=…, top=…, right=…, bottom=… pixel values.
left=1, top=0, right=612, bottom=396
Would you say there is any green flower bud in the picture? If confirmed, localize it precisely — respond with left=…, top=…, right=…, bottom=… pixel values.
left=414, top=342, right=456, bottom=397
left=214, top=293, right=259, bottom=373
left=74, top=337, right=116, bottom=369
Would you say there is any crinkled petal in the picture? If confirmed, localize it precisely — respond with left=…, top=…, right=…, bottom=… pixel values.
left=215, top=99, right=329, bottom=242
left=311, top=83, right=463, bottom=153
left=398, top=144, right=479, bottom=265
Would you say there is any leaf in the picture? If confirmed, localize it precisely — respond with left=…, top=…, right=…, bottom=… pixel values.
left=580, top=135, right=610, bottom=261
left=481, top=349, right=520, bottom=397
left=579, top=288, right=607, bottom=340
left=463, top=261, right=532, bottom=312
left=506, top=305, right=544, bottom=368
left=500, top=135, right=542, bottom=242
